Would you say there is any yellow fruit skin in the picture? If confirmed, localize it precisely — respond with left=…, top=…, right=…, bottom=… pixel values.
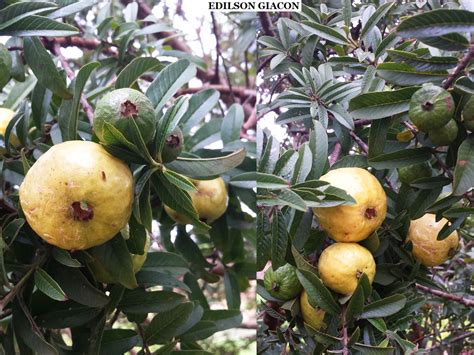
left=91, top=233, right=151, bottom=284
left=318, top=243, right=376, bottom=295
left=19, top=141, right=133, bottom=250
left=300, top=291, right=326, bottom=331
left=313, top=168, right=387, bottom=242
left=0, top=108, right=20, bottom=151
left=406, top=214, right=459, bottom=267
left=164, top=177, right=228, bottom=224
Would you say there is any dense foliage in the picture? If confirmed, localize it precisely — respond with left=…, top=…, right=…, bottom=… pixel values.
left=257, top=1, right=473, bottom=354
left=0, top=1, right=256, bottom=354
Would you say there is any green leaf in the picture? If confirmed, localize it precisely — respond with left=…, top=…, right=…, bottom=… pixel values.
left=360, top=2, right=394, bottom=40
left=453, top=136, right=474, bottom=195
left=229, top=171, right=256, bottom=189
left=49, top=263, right=109, bottom=308
left=88, top=234, right=138, bottom=289
left=387, top=50, right=458, bottom=71
left=61, top=61, right=100, bottom=141
left=291, top=142, right=313, bottom=184
left=374, top=32, right=400, bottom=59
left=345, top=282, right=365, bottom=322
left=397, top=9, right=474, bottom=38
left=0, top=1, right=57, bottom=31
left=141, top=252, right=189, bottom=275
left=202, top=309, right=242, bottom=330
left=352, top=343, right=395, bottom=354
left=163, top=169, right=197, bottom=192
left=46, top=0, right=96, bottom=19
left=308, top=121, right=328, bottom=179
left=349, top=87, right=420, bottom=120
left=23, top=37, right=72, bottom=99
left=312, top=330, right=341, bottom=345
left=118, top=289, right=185, bottom=314
left=146, top=59, right=197, bottom=112
left=271, top=210, right=288, bottom=270
left=181, top=89, right=220, bottom=134
left=100, top=329, right=139, bottom=355
left=368, top=147, right=431, bottom=169
left=221, top=104, right=244, bottom=145
left=115, top=57, right=162, bottom=89
left=360, top=294, right=407, bottom=319
left=296, top=269, right=340, bottom=315
left=257, top=212, right=271, bottom=271
left=4, top=74, right=37, bottom=110
left=34, top=268, right=67, bottom=302
left=419, top=33, right=469, bottom=51
left=301, top=21, right=348, bottom=45
left=224, top=268, right=241, bottom=309
left=145, top=302, right=195, bottom=344
left=35, top=302, right=101, bottom=329
left=454, top=76, right=474, bottom=94
left=256, top=172, right=288, bottom=189
left=368, top=118, right=389, bottom=159
left=1, top=15, right=79, bottom=37
left=165, top=148, right=246, bottom=179
left=376, top=62, right=447, bottom=86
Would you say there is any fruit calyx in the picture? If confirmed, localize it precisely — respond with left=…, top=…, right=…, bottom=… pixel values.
left=422, top=101, right=433, bottom=111
left=166, top=133, right=181, bottom=148
left=120, top=100, right=139, bottom=118
left=272, top=282, right=280, bottom=292
left=71, top=201, right=94, bottom=221
left=364, top=208, right=377, bottom=219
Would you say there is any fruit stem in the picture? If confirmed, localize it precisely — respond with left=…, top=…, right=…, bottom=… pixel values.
left=341, top=304, right=349, bottom=355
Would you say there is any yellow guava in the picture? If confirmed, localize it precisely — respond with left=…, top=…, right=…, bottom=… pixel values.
left=313, top=168, right=387, bottom=242
left=89, top=232, right=151, bottom=283
left=300, top=290, right=326, bottom=331
left=0, top=107, right=20, bottom=152
left=19, top=141, right=134, bottom=250
left=406, top=213, right=459, bottom=267
left=318, top=243, right=376, bottom=295
left=164, top=177, right=228, bottom=224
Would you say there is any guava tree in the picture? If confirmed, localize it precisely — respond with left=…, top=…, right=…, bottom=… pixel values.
left=257, top=2, right=473, bottom=354
left=0, top=1, right=256, bottom=353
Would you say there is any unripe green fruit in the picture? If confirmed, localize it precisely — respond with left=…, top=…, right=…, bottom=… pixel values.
left=0, top=44, right=12, bottom=91
left=461, top=95, right=474, bottom=131
left=398, top=162, right=432, bottom=184
left=93, top=88, right=156, bottom=144
left=409, top=85, right=454, bottom=132
left=161, top=127, right=184, bottom=163
left=263, top=264, right=302, bottom=300
left=428, top=119, right=458, bottom=146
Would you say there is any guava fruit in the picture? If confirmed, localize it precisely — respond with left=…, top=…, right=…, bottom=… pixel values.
left=428, top=119, right=458, bottom=146
left=164, top=177, right=228, bottom=224
left=318, top=243, right=376, bottom=295
left=313, top=168, right=387, bottom=243
left=94, top=88, right=156, bottom=144
left=409, top=84, right=454, bottom=132
left=461, top=95, right=474, bottom=131
left=19, top=141, right=134, bottom=250
left=300, top=291, right=326, bottom=331
left=398, top=162, right=432, bottom=184
left=0, top=44, right=12, bottom=91
left=263, top=263, right=302, bottom=300
left=90, top=232, right=151, bottom=284
left=0, top=107, right=20, bottom=153
left=406, top=213, right=459, bottom=267
left=161, top=126, right=184, bottom=163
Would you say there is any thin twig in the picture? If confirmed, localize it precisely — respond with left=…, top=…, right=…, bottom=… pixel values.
left=52, top=43, right=95, bottom=125
left=136, top=322, right=151, bottom=355
left=415, top=283, right=474, bottom=307
left=329, top=142, right=342, bottom=166
left=443, top=43, right=474, bottom=90
left=341, top=304, right=349, bottom=355
left=425, top=332, right=474, bottom=351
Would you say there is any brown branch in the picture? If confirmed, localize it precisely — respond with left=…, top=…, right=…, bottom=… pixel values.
left=329, top=142, right=342, bottom=166
left=176, top=85, right=255, bottom=99
left=443, top=43, right=474, bottom=90
left=258, top=13, right=274, bottom=36
left=416, top=283, right=474, bottom=307
left=136, top=322, right=151, bottom=355
left=211, top=12, right=234, bottom=100
left=43, top=37, right=117, bottom=56
left=425, top=332, right=474, bottom=351
left=341, top=304, right=349, bottom=355
left=52, top=43, right=95, bottom=125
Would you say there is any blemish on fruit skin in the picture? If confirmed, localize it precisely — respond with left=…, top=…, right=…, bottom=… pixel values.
left=101, top=171, right=106, bottom=181
left=458, top=160, right=467, bottom=167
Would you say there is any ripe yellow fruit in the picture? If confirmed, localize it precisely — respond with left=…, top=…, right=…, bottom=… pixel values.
left=90, top=233, right=151, bottom=284
left=300, top=291, right=326, bottom=331
left=164, top=177, right=228, bottom=224
left=406, top=214, right=459, bottom=267
left=318, top=243, right=376, bottom=295
left=313, top=168, right=387, bottom=242
left=20, top=141, right=133, bottom=250
left=0, top=107, right=20, bottom=151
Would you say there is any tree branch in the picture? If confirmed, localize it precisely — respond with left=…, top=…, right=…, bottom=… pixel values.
left=443, top=43, right=474, bottom=89
left=258, top=13, right=274, bottom=36
left=52, top=43, right=95, bottom=125
left=43, top=37, right=117, bottom=56
left=329, top=142, right=342, bottom=166
left=415, top=283, right=474, bottom=307
left=341, top=304, right=349, bottom=355
left=176, top=85, right=255, bottom=99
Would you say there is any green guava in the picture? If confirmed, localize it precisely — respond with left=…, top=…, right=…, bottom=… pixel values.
left=0, top=44, right=12, bottom=91
left=93, top=88, right=156, bottom=144
left=263, top=263, right=302, bottom=300
left=409, top=84, right=454, bottom=132
left=461, top=95, right=474, bottom=131
left=428, top=119, right=458, bottom=146
left=398, top=162, right=432, bottom=184
left=161, top=126, right=184, bottom=163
